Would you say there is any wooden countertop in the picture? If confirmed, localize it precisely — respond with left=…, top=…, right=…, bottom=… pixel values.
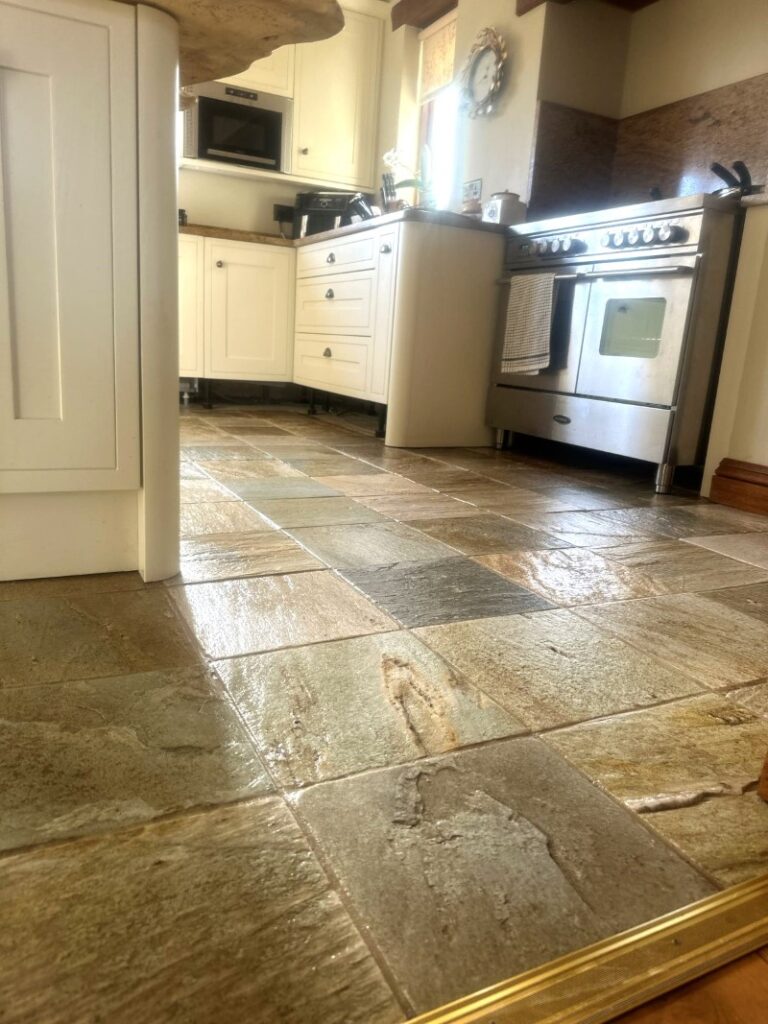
left=181, top=211, right=509, bottom=249
left=180, top=224, right=293, bottom=247
left=116, top=0, right=343, bottom=86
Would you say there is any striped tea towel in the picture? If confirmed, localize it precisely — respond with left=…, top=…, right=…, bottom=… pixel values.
left=500, top=273, right=556, bottom=375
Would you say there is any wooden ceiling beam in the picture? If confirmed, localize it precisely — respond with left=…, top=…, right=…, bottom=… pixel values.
left=391, top=0, right=457, bottom=32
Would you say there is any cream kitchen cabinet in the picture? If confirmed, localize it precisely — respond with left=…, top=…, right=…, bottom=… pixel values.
left=179, top=234, right=295, bottom=382
left=293, top=8, right=382, bottom=189
left=218, top=45, right=295, bottom=98
left=178, top=233, right=205, bottom=377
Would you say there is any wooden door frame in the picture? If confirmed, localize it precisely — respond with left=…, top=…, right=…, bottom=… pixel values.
left=409, top=873, right=768, bottom=1023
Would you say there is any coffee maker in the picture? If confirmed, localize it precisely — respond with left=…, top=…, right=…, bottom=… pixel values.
left=292, top=190, right=376, bottom=238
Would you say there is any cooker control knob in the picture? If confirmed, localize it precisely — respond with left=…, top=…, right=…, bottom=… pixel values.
left=611, top=229, right=627, bottom=248
left=599, top=232, right=613, bottom=248
left=549, top=237, right=562, bottom=254
left=642, top=225, right=658, bottom=244
left=658, top=222, right=688, bottom=244
left=535, top=240, right=551, bottom=256
left=627, top=227, right=642, bottom=246
left=561, top=236, right=586, bottom=255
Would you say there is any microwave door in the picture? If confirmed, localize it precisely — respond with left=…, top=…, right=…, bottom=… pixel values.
left=492, top=273, right=591, bottom=395
left=198, top=97, right=281, bottom=169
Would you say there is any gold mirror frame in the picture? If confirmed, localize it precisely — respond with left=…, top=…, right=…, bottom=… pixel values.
left=459, top=27, right=508, bottom=119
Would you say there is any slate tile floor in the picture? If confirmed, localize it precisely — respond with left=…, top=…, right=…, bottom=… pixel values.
left=3, top=402, right=768, bottom=1022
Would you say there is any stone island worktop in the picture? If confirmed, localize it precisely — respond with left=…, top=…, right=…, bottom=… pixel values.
left=115, top=0, right=344, bottom=85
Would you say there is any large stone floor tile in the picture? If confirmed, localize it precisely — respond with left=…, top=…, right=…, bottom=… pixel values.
left=416, top=609, right=700, bottom=730
left=704, top=581, right=768, bottom=624
left=286, top=457, right=383, bottom=476
left=255, top=496, right=386, bottom=528
left=218, top=632, right=524, bottom=787
left=179, top=501, right=274, bottom=539
left=196, top=459, right=306, bottom=481
left=342, top=558, right=552, bottom=628
left=173, top=532, right=322, bottom=584
left=181, top=444, right=268, bottom=462
left=314, top=474, right=434, bottom=496
left=726, top=681, right=768, bottom=719
left=0, top=800, right=403, bottom=1024
left=593, top=540, right=768, bottom=594
left=545, top=694, right=768, bottom=885
left=476, top=548, right=664, bottom=605
left=578, top=593, right=768, bottom=687
left=354, top=493, right=479, bottom=521
left=170, top=572, right=396, bottom=659
left=228, top=478, right=343, bottom=501
left=0, top=590, right=201, bottom=688
left=287, top=523, right=455, bottom=569
left=180, top=479, right=239, bottom=504
left=503, top=509, right=663, bottom=548
left=406, top=513, right=568, bottom=555
left=0, top=667, right=270, bottom=851
left=685, top=533, right=768, bottom=569
left=291, top=739, right=714, bottom=1014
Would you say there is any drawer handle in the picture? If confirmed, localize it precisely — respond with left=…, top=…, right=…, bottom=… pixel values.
left=323, top=347, right=332, bottom=358
left=300, top=147, right=310, bottom=155
left=553, top=414, right=572, bottom=425
left=326, top=252, right=336, bottom=264
left=380, top=244, right=392, bottom=254
left=216, top=260, right=224, bottom=268
left=325, top=288, right=335, bottom=299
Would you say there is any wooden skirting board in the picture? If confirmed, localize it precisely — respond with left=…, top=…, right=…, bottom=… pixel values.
left=711, top=459, right=768, bottom=517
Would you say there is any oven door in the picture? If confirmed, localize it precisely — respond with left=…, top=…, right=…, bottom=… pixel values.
left=491, top=271, right=592, bottom=394
left=197, top=96, right=283, bottom=169
left=575, top=259, right=698, bottom=408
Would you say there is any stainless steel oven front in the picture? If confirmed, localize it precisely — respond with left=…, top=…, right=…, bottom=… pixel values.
left=487, top=194, right=741, bottom=491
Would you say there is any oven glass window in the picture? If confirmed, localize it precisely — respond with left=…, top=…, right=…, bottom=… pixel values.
left=599, top=297, right=666, bottom=359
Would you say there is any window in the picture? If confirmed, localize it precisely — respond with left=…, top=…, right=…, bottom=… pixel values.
left=418, top=11, right=460, bottom=209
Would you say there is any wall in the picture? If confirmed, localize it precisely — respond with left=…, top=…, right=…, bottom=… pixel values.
left=178, top=169, right=301, bottom=234
left=622, top=0, right=768, bottom=117
left=453, top=0, right=546, bottom=205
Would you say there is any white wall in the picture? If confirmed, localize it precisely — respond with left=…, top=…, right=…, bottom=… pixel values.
left=622, top=0, right=768, bottom=117
left=538, top=0, right=630, bottom=120
left=454, top=0, right=547, bottom=204
left=178, top=169, right=301, bottom=234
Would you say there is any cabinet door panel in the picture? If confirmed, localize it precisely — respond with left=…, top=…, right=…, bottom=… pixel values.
left=179, top=234, right=205, bottom=377
left=0, top=0, right=139, bottom=491
left=293, top=9, right=382, bottom=188
left=206, top=240, right=294, bottom=381
left=219, top=46, right=295, bottom=98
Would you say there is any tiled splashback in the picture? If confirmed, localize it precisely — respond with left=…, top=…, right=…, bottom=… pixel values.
left=528, top=73, right=768, bottom=219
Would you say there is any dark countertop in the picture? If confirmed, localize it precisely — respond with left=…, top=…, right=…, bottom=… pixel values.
left=181, top=210, right=509, bottom=249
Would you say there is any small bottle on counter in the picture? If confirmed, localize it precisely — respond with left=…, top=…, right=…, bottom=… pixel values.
left=178, top=208, right=188, bottom=226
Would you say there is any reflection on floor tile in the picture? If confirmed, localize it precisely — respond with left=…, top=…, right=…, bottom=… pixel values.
left=218, top=632, right=524, bottom=787
left=407, top=514, right=568, bottom=555
left=254, top=497, right=386, bottom=528
left=180, top=479, right=239, bottom=504
left=594, top=540, right=768, bottom=594
left=287, top=523, right=454, bottom=569
left=0, top=800, right=403, bottom=1024
left=229, top=478, right=343, bottom=501
left=704, top=582, right=768, bottom=624
left=197, top=460, right=306, bottom=482
left=181, top=445, right=267, bottom=462
left=476, top=548, right=663, bottom=605
left=286, top=457, right=382, bottom=477
left=685, top=533, right=768, bottom=569
left=342, top=558, right=553, bottom=628
left=353, top=493, right=479, bottom=521
left=174, top=532, right=323, bottom=583
left=292, top=739, right=714, bottom=1013
left=578, top=593, right=768, bottom=687
left=417, top=610, right=700, bottom=730
left=546, top=694, right=768, bottom=884
left=0, top=667, right=271, bottom=851
left=179, top=501, right=274, bottom=539
left=170, top=572, right=395, bottom=659
left=0, top=590, right=201, bottom=688
left=314, top=474, right=434, bottom=496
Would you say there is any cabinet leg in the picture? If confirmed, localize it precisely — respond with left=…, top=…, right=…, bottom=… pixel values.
left=308, top=389, right=318, bottom=416
left=495, top=429, right=511, bottom=451
left=201, top=379, right=213, bottom=410
left=376, top=404, right=387, bottom=439
left=655, top=462, right=675, bottom=494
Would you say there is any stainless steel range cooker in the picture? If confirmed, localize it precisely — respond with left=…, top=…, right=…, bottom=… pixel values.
left=487, top=194, right=742, bottom=492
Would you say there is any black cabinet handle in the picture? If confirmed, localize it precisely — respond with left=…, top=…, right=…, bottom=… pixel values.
left=325, top=288, right=335, bottom=299
left=323, top=348, right=332, bottom=358
left=553, top=414, right=572, bottom=425
left=216, top=260, right=224, bottom=268
left=326, top=253, right=336, bottom=264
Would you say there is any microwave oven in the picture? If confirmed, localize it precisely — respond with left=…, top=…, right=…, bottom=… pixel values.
left=183, top=83, right=292, bottom=173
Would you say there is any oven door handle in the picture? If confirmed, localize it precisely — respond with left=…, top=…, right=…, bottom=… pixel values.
left=498, top=265, right=696, bottom=285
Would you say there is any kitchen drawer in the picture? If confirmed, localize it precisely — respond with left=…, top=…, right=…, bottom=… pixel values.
left=293, top=335, right=370, bottom=395
left=297, top=233, right=379, bottom=277
left=487, top=387, right=672, bottom=464
left=295, top=272, right=375, bottom=335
